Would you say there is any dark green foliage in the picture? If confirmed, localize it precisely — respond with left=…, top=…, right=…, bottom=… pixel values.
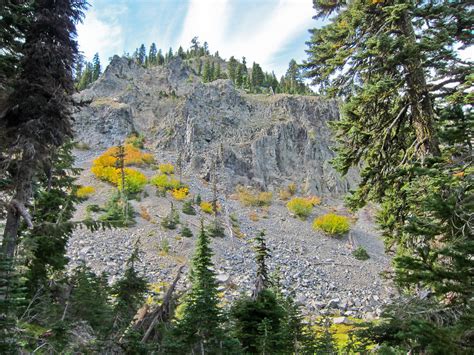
left=92, top=52, right=101, bottom=80
left=206, top=218, right=225, bottom=238
left=313, top=316, right=338, bottom=354
left=182, top=200, right=196, bottom=215
left=68, top=264, right=113, bottom=334
left=181, top=224, right=193, bottom=238
left=352, top=246, right=370, bottom=261
left=100, top=192, right=136, bottom=227
left=195, top=194, right=202, bottom=205
left=164, top=224, right=238, bottom=353
left=86, top=204, right=102, bottom=213
left=22, top=143, right=82, bottom=291
left=0, top=1, right=31, bottom=83
left=305, top=1, right=473, bottom=352
left=0, top=258, right=25, bottom=353
left=112, top=244, right=148, bottom=331
left=355, top=298, right=474, bottom=353
left=137, top=44, right=146, bottom=65
left=161, top=205, right=180, bottom=230
left=231, top=289, right=285, bottom=353
left=148, top=42, right=157, bottom=66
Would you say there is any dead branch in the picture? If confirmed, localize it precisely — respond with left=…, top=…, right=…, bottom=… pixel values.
left=10, top=199, right=33, bottom=229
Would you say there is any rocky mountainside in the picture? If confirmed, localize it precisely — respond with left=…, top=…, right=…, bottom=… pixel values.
left=74, top=55, right=358, bottom=196
left=70, top=56, right=393, bottom=319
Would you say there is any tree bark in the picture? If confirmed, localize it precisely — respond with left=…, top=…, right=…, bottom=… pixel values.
left=399, top=10, right=441, bottom=158
left=2, top=167, right=33, bottom=259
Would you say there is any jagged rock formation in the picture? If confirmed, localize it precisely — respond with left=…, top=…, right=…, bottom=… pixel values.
left=73, top=56, right=358, bottom=195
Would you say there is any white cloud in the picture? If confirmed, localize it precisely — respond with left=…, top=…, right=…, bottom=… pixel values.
left=77, top=6, right=125, bottom=62
left=177, top=0, right=232, bottom=51
left=176, top=0, right=313, bottom=75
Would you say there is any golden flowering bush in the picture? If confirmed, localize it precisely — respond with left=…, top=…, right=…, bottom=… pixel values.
left=286, top=197, right=313, bottom=219
left=313, top=213, right=350, bottom=236
left=76, top=186, right=95, bottom=198
left=171, top=187, right=189, bottom=201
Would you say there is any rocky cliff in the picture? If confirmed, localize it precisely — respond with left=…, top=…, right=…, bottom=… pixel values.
left=74, top=56, right=358, bottom=195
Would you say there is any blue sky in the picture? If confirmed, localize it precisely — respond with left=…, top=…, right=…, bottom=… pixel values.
left=77, top=0, right=323, bottom=77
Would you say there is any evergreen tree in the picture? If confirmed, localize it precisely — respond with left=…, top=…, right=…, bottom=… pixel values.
left=236, top=63, right=245, bottom=88
left=22, top=143, right=82, bottom=292
left=165, top=223, right=237, bottom=353
left=202, top=60, right=212, bottom=82
left=177, top=45, right=185, bottom=59
left=157, top=49, right=164, bottom=65
left=76, top=61, right=93, bottom=90
left=92, top=52, right=101, bottom=80
left=251, top=62, right=264, bottom=90
left=166, top=47, right=173, bottom=63
left=137, top=44, right=146, bottom=65
left=1, top=0, right=87, bottom=261
left=227, top=56, right=238, bottom=84
left=215, top=62, right=222, bottom=80
left=305, top=0, right=473, bottom=352
left=148, top=42, right=157, bottom=66
left=112, top=242, right=148, bottom=330
left=190, top=36, right=200, bottom=56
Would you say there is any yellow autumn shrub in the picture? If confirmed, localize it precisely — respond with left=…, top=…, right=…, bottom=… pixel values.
left=236, top=186, right=273, bottom=207
left=313, top=213, right=350, bottom=236
left=150, top=174, right=181, bottom=194
left=305, top=195, right=321, bottom=206
left=76, top=186, right=95, bottom=198
left=171, top=187, right=189, bottom=201
left=200, top=201, right=214, bottom=214
left=287, top=197, right=313, bottom=219
left=117, top=168, right=147, bottom=194
left=159, top=163, right=175, bottom=175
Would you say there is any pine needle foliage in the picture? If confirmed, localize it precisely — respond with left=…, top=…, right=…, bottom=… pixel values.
left=164, top=223, right=237, bottom=353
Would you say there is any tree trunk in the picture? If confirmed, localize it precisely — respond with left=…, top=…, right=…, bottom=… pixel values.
left=1, top=167, right=33, bottom=259
left=399, top=10, right=441, bottom=157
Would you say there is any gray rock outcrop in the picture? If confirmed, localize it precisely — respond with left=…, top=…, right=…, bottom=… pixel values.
left=73, top=55, right=358, bottom=195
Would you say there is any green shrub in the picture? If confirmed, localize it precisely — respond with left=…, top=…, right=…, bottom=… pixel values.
left=352, top=246, right=370, bottom=260
left=195, top=194, right=202, bottom=205
left=286, top=197, right=313, bottom=220
left=313, top=213, right=350, bottom=236
left=207, top=219, right=225, bottom=238
left=86, top=204, right=102, bottom=213
left=181, top=225, right=193, bottom=238
left=150, top=174, right=181, bottom=195
left=161, top=206, right=180, bottom=230
left=182, top=200, right=196, bottom=215
left=100, top=193, right=135, bottom=227
left=125, top=133, right=145, bottom=149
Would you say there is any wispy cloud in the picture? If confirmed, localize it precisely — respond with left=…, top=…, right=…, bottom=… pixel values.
left=77, top=0, right=316, bottom=75
left=177, top=0, right=232, bottom=52
left=176, top=0, right=314, bottom=75
left=77, top=3, right=126, bottom=62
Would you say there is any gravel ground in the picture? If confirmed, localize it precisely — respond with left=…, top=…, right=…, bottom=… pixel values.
left=67, top=149, right=396, bottom=319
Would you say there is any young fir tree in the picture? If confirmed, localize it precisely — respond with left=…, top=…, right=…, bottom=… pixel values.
left=137, top=44, right=146, bottom=65
left=92, top=52, right=101, bottom=80
left=164, top=223, right=237, bottom=353
left=202, top=60, right=212, bottom=82
left=112, top=241, right=148, bottom=331
left=305, top=0, right=473, bottom=351
left=22, top=143, right=82, bottom=293
left=148, top=42, right=157, bottom=66
left=227, top=56, right=238, bottom=83
left=231, top=231, right=311, bottom=353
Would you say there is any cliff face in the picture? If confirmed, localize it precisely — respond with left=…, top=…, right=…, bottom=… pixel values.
left=73, top=55, right=358, bottom=195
